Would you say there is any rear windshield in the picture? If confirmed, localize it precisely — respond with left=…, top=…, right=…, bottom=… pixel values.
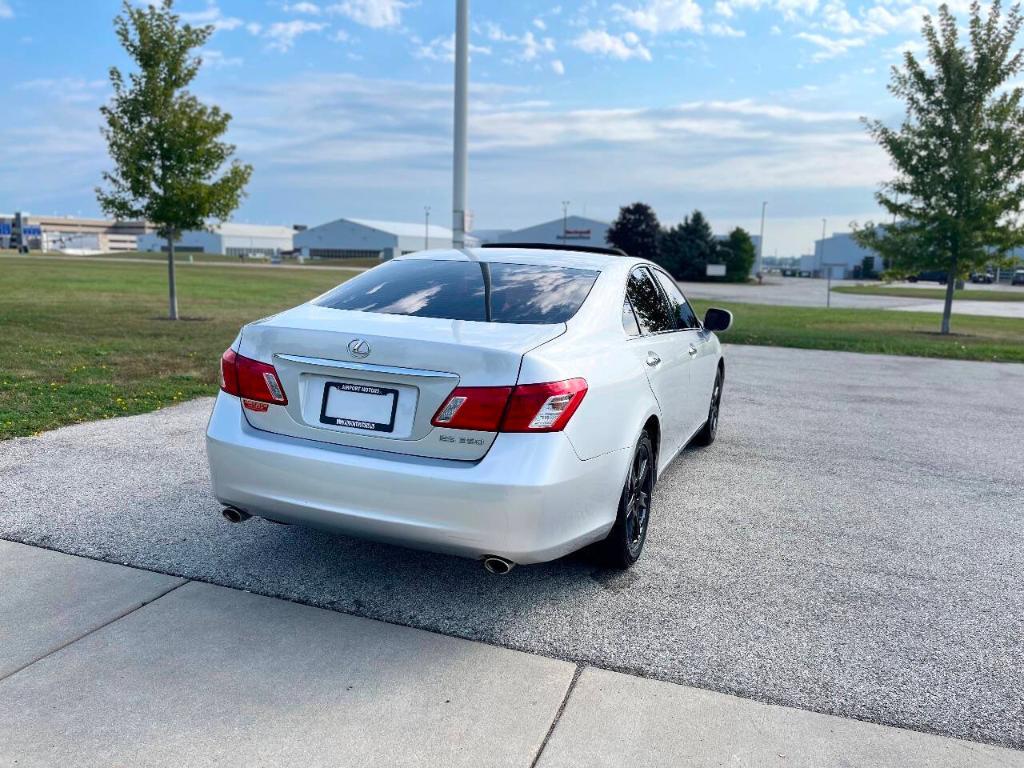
left=314, top=259, right=599, bottom=324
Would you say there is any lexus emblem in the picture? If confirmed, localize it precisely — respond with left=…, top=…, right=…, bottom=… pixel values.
left=348, top=338, right=371, bottom=359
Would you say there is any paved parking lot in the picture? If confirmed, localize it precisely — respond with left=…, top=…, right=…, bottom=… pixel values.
left=2, top=345, right=1022, bottom=750
left=681, top=276, right=1024, bottom=317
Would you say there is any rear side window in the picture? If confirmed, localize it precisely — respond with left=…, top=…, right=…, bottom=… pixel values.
left=625, top=268, right=674, bottom=334
left=315, top=259, right=599, bottom=324
left=622, top=297, right=641, bottom=337
left=652, top=270, right=701, bottom=329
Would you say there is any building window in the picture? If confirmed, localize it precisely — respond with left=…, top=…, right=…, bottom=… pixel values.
left=309, top=249, right=383, bottom=260
left=225, top=247, right=278, bottom=257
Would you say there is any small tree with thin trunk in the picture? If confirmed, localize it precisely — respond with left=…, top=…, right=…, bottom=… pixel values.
left=97, top=0, right=252, bottom=320
left=853, top=0, right=1024, bottom=334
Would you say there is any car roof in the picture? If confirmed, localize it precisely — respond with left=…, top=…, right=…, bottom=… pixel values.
left=396, top=247, right=642, bottom=272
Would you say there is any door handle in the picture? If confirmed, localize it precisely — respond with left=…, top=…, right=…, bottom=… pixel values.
left=646, top=353, right=662, bottom=367
left=688, top=344, right=698, bottom=357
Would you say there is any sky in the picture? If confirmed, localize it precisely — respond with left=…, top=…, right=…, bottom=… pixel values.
left=0, top=0, right=955, bottom=256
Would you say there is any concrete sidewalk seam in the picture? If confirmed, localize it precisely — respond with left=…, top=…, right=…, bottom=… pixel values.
left=530, top=663, right=585, bottom=768
left=0, top=577, right=188, bottom=685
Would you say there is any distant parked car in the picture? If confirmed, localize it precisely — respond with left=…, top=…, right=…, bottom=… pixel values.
left=908, top=270, right=948, bottom=284
left=1012, top=269, right=1024, bottom=286
left=970, top=271, right=995, bottom=284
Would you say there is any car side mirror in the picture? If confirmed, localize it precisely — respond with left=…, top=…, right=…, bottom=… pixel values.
left=703, top=307, right=733, bottom=333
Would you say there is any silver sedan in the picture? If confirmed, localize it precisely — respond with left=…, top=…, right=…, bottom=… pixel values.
left=207, top=246, right=731, bottom=572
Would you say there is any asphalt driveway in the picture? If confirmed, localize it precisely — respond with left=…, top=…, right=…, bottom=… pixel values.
left=680, top=276, right=1024, bottom=318
left=2, top=345, right=1022, bottom=750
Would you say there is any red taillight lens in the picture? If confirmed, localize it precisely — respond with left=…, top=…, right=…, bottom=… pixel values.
left=431, top=378, right=587, bottom=433
left=501, top=378, right=588, bottom=432
left=220, top=348, right=287, bottom=406
left=431, top=386, right=513, bottom=432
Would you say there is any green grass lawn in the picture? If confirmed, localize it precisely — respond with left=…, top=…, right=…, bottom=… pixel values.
left=691, top=300, right=1024, bottom=362
left=832, top=284, right=1024, bottom=301
left=19, top=250, right=383, bottom=270
left=2, top=257, right=1022, bottom=439
left=0, top=257, right=349, bottom=439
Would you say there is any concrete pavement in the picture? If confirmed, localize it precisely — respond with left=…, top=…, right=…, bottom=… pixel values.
left=2, top=540, right=1021, bottom=767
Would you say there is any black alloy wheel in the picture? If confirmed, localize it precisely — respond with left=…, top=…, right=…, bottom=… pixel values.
left=694, top=370, right=723, bottom=447
left=601, top=431, right=655, bottom=568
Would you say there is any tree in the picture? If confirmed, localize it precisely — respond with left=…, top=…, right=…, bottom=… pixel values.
left=659, top=210, right=722, bottom=280
left=722, top=227, right=756, bottom=283
left=853, top=0, right=1024, bottom=334
left=607, top=203, right=661, bottom=261
left=97, top=0, right=252, bottom=320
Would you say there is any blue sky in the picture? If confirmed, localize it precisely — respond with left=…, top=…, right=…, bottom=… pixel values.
left=0, top=0, right=949, bottom=255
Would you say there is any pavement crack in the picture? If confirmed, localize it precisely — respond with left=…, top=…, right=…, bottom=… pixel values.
left=0, top=578, right=189, bottom=685
left=530, top=664, right=585, bottom=768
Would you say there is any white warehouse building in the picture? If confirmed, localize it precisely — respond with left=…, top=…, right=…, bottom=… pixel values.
left=295, top=218, right=458, bottom=260
left=497, top=216, right=610, bottom=249
left=138, top=223, right=296, bottom=258
left=800, top=232, right=883, bottom=279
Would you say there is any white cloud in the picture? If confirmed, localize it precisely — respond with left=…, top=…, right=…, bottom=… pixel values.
left=327, top=0, right=411, bottom=28
left=0, top=66, right=889, bottom=255
left=284, top=1, right=322, bottom=13
left=480, top=22, right=557, bottom=64
left=615, top=0, right=703, bottom=34
left=179, top=2, right=244, bottom=32
left=709, top=22, right=745, bottom=36
left=263, top=20, right=327, bottom=51
left=518, top=31, right=556, bottom=62
left=246, top=21, right=263, bottom=35
left=573, top=29, right=653, bottom=61
left=775, top=0, right=818, bottom=19
left=551, top=59, right=565, bottom=75
left=714, top=1, right=735, bottom=17
left=795, top=31, right=866, bottom=60
left=533, top=18, right=547, bottom=30
left=414, top=34, right=491, bottom=62
left=0, top=1, right=13, bottom=20
left=200, top=48, right=243, bottom=68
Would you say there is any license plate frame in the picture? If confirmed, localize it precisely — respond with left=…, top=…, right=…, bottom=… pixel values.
left=319, top=382, right=400, bottom=433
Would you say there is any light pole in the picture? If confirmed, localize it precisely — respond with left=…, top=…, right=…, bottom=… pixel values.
left=562, top=201, right=570, bottom=241
left=452, top=0, right=469, bottom=250
left=424, top=206, right=431, bottom=250
left=756, top=201, right=767, bottom=278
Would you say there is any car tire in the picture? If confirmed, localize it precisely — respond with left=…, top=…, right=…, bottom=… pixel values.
left=693, top=369, right=723, bottom=447
left=600, top=431, right=655, bottom=569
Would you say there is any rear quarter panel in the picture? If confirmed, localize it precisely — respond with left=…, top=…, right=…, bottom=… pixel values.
left=518, top=263, right=660, bottom=462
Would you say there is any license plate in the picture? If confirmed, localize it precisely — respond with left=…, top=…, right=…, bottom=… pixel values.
left=319, top=382, right=399, bottom=433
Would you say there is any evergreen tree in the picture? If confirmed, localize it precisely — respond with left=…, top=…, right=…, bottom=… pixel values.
left=607, top=203, right=661, bottom=261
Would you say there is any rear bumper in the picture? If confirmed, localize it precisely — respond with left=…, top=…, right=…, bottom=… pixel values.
left=205, top=393, right=628, bottom=564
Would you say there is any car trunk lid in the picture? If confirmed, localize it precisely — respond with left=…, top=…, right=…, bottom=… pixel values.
left=235, top=303, right=564, bottom=460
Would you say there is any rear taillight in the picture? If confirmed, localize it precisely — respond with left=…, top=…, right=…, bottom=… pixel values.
left=220, top=348, right=288, bottom=409
left=431, top=378, right=587, bottom=433
left=430, top=386, right=513, bottom=432
left=501, top=378, right=588, bottom=432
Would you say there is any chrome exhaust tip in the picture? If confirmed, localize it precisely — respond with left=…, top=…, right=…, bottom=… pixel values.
left=221, top=506, right=252, bottom=524
left=482, top=556, right=515, bottom=575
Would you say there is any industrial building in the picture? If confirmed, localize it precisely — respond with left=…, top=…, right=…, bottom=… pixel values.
left=1, top=213, right=149, bottom=252
left=496, top=216, right=610, bottom=249
left=295, top=218, right=457, bottom=260
left=801, top=232, right=884, bottom=279
left=137, top=223, right=296, bottom=258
